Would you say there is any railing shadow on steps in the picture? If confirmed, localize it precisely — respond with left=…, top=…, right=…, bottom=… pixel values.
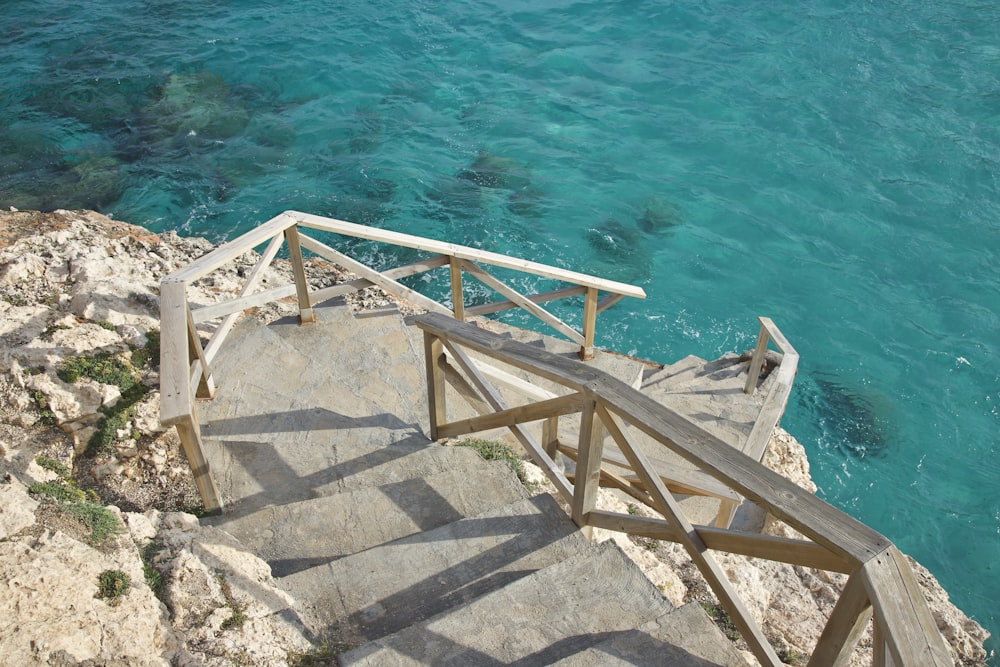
left=158, top=211, right=950, bottom=666
left=415, top=311, right=951, bottom=667
left=159, top=210, right=646, bottom=512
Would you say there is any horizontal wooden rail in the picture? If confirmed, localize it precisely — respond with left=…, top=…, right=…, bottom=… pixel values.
left=162, top=211, right=641, bottom=514
left=414, top=311, right=951, bottom=666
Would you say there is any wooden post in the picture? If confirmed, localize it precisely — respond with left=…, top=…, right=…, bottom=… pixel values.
left=714, top=498, right=739, bottom=529
left=186, top=307, right=216, bottom=399
left=174, top=413, right=222, bottom=514
left=542, top=416, right=561, bottom=471
left=424, top=333, right=446, bottom=440
left=572, top=399, right=606, bottom=538
left=449, top=257, right=465, bottom=321
left=808, top=572, right=873, bottom=667
left=744, top=320, right=770, bottom=394
left=580, top=287, right=598, bottom=360
left=284, top=225, right=316, bottom=325
left=872, top=620, right=888, bottom=667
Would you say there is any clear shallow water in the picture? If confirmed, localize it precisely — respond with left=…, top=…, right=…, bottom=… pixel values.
left=3, top=0, right=998, bottom=656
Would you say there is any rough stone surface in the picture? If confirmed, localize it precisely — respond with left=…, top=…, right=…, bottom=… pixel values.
left=0, top=529, right=179, bottom=666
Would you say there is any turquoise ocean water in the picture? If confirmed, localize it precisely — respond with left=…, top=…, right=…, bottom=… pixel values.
left=2, top=0, right=997, bottom=657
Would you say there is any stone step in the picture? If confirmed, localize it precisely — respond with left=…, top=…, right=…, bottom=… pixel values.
left=205, top=438, right=485, bottom=515
left=200, top=303, right=429, bottom=447
left=640, top=354, right=707, bottom=388
left=549, top=602, right=748, bottom=667
left=207, top=458, right=528, bottom=577
left=338, top=540, right=691, bottom=666
left=283, top=494, right=591, bottom=642
left=640, top=353, right=762, bottom=447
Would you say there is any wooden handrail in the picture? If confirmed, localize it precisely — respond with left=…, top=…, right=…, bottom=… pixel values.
left=160, top=213, right=643, bottom=513
left=414, top=311, right=951, bottom=666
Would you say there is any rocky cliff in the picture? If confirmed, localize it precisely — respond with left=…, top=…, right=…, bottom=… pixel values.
left=0, top=208, right=990, bottom=665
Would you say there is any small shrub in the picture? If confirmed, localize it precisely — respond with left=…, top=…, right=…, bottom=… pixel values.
left=29, top=480, right=88, bottom=503
left=55, top=350, right=152, bottom=455
left=31, top=391, right=57, bottom=426
left=97, top=569, right=131, bottom=605
left=141, top=543, right=165, bottom=599
left=130, top=329, right=161, bottom=370
left=66, top=501, right=121, bottom=544
left=34, top=455, right=70, bottom=478
left=701, top=602, right=741, bottom=642
left=627, top=503, right=638, bottom=515
left=58, top=352, right=137, bottom=391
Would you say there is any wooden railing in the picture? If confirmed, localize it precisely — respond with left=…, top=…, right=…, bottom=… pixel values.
left=159, top=211, right=645, bottom=513
left=416, top=312, right=951, bottom=667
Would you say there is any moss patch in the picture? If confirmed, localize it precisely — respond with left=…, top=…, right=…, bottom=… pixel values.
left=29, top=471, right=121, bottom=546
left=55, top=336, right=159, bottom=454
left=218, top=575, right=248, bottom=631
left=97, top=569, right=131, bottom=606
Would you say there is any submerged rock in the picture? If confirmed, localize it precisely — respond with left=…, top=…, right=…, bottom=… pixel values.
left=585, top=218, right=652, bottom=283
left=810, top=375, right=894, bottom=459
left=457, top=150, right=532, bottom=191
left=143, top=71, right=250, bottom=141
left=638, top=196, right=684, bottom=233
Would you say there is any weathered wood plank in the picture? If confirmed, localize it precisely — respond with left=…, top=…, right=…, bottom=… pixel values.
left=744, top=322, right=772, bottom=395
left=297, top=232, right=452, bottom=316
left=862, top=547, right=952, bottom=666
left=586, top=511, right=854, bottom=573
left=167, top=213, right=294, bottom=283
left=412, top=312, right=887, bottom=565
left=434, top=392, right=586, bottom=439
left=596, top=292, right=625, bottom=314
left=760, top=316, right=797, bottom=357
left=597, top=402, right=783, bottom=666
left=581, top=286, right=598, bottom=360
left=462, top=260, right=585, bottom=345
left=449, top=257, right=465, bottom=321
left=808, top=573, right=873, bottom=667
left=174, top=414, right=222, bottom=514
left=308, top=255, right=454, bottom=308
left=424, top=333, right=447, bottom=440
left=192, top=284, right=298, bottom=324
left=572, top=401, right=606, bottom=529
left=424, top=334, right=446, bottom=441
left=186, top=306, right=215, bottom=399
left=442, top=350, right=559, bottom=403
left=741, top=375, right=793, bottom=461
left=465, top=285, right=588, bottom=318
left=558, top=441, right=742, bottom=502
left=283, top=226, right=315, bottom=324
left=288, top=210, right=647, bottom=298
left=160, top=280, right=192, bottom=426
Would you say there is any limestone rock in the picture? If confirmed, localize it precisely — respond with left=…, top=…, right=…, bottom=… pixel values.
left=0, top=475, right=37, bottom=539
left=0, top=530, right=179, bottom=666
left=131, top=510, right=313, bottom=665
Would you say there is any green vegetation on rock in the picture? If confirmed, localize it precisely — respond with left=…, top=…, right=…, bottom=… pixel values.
left=456, top=438, right=529, bottom=488
left=55, top=332, right=159, bottom=454
left=97, top=569, right=131, bottom=606
left=29, top=457, right=120, bottom=545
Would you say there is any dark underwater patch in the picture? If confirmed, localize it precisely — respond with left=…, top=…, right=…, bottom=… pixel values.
left=808, top=374, right=894, bottom=460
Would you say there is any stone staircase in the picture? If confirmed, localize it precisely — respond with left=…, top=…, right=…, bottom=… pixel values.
left=198, top=299, right=750, bottom=665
